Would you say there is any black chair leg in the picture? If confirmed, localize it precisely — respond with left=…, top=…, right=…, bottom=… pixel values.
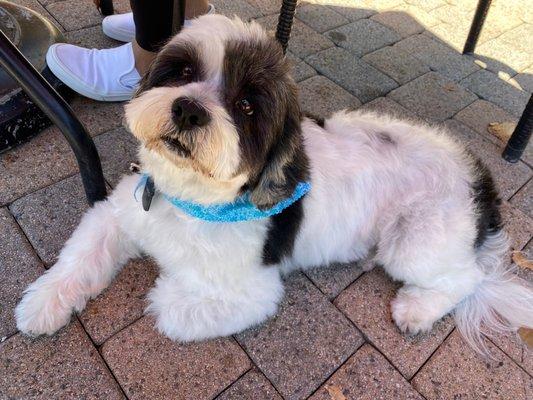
left=502, top=95, right=533, bottom=163
left=463, top=0, right=492, bottom=54
left=0, top=30, right=107, bottom=206
left=276, top=0, right=298, bottom=54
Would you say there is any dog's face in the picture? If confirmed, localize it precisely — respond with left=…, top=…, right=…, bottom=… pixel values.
left=126, top=15, right=308, bottom=208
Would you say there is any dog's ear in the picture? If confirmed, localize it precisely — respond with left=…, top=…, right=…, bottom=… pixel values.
left=249, top=105, right=309, bottom=210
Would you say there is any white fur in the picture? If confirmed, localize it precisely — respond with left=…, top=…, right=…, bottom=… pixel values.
left=16, top=16, right=533, bottom=350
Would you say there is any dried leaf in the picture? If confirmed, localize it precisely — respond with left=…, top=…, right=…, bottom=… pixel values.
left=487, top=122, right=516, bottom=142
left=325, top=384, right=346, bottom=400
left=518, top=327, right=533, bottom=348
left=512, top=251, right=533, bottom=270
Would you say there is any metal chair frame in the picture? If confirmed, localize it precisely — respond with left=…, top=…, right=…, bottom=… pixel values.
left=461, top=0, right=531, bottom=163
left=0, top=0, right=529, bottom=205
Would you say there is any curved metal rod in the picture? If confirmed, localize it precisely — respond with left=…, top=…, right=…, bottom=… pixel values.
left=276, top=0, right=298, bottom=53
left=463, top=0, right=492, bottom=54
left=502, top=95, right=533, bottom=163
left=0, top=29, right=107, bottom=205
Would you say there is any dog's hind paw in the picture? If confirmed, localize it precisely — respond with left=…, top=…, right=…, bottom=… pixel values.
left=391, top=286, right=439, bottom=335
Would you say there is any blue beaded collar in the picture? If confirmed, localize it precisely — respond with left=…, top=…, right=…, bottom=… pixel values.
left=135, top=174, right=311, bottom=223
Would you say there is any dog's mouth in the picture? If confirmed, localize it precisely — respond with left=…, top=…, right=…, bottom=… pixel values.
left=163, top=136, right=192, bottom=158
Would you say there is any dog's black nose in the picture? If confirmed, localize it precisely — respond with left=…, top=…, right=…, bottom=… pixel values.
left=171, top=97, right=210, bottom=130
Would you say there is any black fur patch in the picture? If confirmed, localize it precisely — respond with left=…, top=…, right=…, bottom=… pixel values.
left=223, top=38, right=310, bottom=208
left=263, top=198, right=305, bottom=265
left=222, top=37, right=309, bottom=263
left=135, top=42, right=204, bottom=94
left=471, top=156, right=502, bottom=247
left=304, top=112, right=325, bottom=128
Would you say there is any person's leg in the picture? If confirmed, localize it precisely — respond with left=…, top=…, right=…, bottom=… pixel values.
left=132, top=0, right=210, bottom=75
left=102, top=1, right=213, bottom=47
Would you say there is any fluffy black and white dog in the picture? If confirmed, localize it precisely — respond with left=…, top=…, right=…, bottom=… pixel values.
left=16, top=15, right=533, bottom=351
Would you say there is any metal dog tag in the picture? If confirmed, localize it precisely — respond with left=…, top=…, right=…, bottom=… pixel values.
left=142, top=176, right=155, bottom=211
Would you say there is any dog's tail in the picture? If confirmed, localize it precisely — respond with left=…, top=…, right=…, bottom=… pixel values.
left=454, top=230, right=533, bottom=354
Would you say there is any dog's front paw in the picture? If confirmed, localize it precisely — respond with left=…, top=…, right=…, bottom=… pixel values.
left=15, top=278, right=73, bottom=337
left=391, top=288, right=436, bottom=335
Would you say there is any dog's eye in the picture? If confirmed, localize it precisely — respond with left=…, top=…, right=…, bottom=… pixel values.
left=236, top=99, right=254, bottom=116
left=179, top=64, right=193, bottom=79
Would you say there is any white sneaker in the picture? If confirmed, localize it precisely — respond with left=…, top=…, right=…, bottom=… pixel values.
left=46, top=42, right=140, bottom=102
left=102, top=4, right=216, bottom=43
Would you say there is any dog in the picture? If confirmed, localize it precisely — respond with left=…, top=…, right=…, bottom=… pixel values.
left=16, top=14, right=533, bottom=353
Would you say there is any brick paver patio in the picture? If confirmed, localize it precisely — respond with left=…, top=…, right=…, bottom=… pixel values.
left=1, top=0, right=532, bottom=399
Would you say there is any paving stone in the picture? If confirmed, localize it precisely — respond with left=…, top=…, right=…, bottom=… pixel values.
left=393, top=3, right=441, bottom=27
left=293, top=60, right=317, bottom=83
left=0, top=208, right=44, bottom=339
left=405, top=0, right=446, bottom=11
left=288, top=28, right=335, bottom=58
left=309, top=344, right=423, bottom=400
left=307, top=47, right=398, bottom=102
left=430, top=3, right=523, bottom=44
left=9, top=174, right=88, bottom=266
left=304, top=261, right=367, bottom=300
left=101, top=316, right=250, bottom=400
left=371, top=9, right=429, bottom=38
left=217, top=368, right=282, bottom=400
left=510, top=180, right=532, bottom=219
left=36, top=0, right=64, bottom=6
left=287, top=52, right=316, bottom=83
left=445, top=0, right=479, bottom=8
left=303, top=0, right=395, bottom=16
left=461, top=70, right=530, bottom=117
left=453, top=100, right=532, bottom=165
left=326, top=19, right=401, bottom=58
left=512, top=66, right=533, bottom=93
left=425, top=22, right=470, bottom=52
left=324, top=1, right=377, bottom=22
left=476, top=24, right=533, bottom=75
left=488, top=329, right=533, bottom=376
left=298, top=76, right=362, bottom=117
left=212, top=0, right=263, bottom=21
left=335, top=268, right=454, bottom=379
left=236, top=273, right=363, bottom=400
left=388, top=72, right=477, bottom=121
left=78, top=258, right=158, bottom=345
left=7, top=130, right=133, bottom=264
left=65, top=25, right=122, bottom=49
left=362, top=45, right=431, bottom=84
left=255, top=13, right=315, bottom=36
left=500, top=201, right=533, bottom=251
left=454, top=100, right=519, bottom=144
left=0, top=127, right=78, bottom=206
left=358, top=96, right=422, bottom=121
left=246, top=0, right=280, bottom=16
left=70, top=96, right=126, bottom=137
left=46, top=0, right=103, bottom=31
left=441, top=120, right=532, bottom=200
left=94, top=127, right=139, bottom=186
left=0, top=321, right=124, bottom=400
left=255, top=14, right=334, bottom=58
left=394, top=34, right=479, bottom=81
left=357, top=0, right=404, bottom=11
left=412, top=330, right=533, bottom=400
left=296, top=3, right=349, bottom=33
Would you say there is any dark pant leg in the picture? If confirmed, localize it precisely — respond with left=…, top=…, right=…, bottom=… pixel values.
left=130, top=0, right=174, bottom=52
